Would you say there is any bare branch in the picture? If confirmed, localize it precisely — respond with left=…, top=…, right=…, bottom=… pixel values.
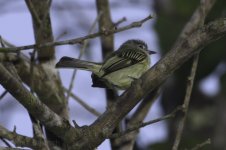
left=0, top=36, right=16, bottom=48
left=65, top=87, right=101, bottom=116
left=0, top=138, right=12, bottom=147
left=66, top=12, right=101, bottom=101
left=113, top=89, right=159, bottom=149
left=24, top=0, right=42, bottom=25
left=0, top=90, right=8, bottom=100
left=0, top=125, right=42, bottom=149
left=189, top=138, right=211, bottom=150
left=0, top=64, right=78, bottom=140
left=173, top=0, right=217, bottom=48
left=113, top=17, right=127, bottom=27
left=0, top=15, right=153, bottom=53
left=172, top=54, right=199, bottom=150
left=0, top=147, right=29, bottom=150
left=110, top=105, right=183, bottom=139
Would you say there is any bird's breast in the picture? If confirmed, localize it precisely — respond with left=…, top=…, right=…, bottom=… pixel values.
left=103, top=59, right=150, bottom=89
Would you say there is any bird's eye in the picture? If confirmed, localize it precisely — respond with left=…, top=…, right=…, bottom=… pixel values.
left=138, top=44, right=146, bottom=49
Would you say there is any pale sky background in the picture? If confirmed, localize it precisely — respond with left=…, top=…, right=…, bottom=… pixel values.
left=0, top=0, right=219, bottom=149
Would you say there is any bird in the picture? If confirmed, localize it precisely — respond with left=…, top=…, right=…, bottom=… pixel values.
left=56, top=39, right=156, bottom=90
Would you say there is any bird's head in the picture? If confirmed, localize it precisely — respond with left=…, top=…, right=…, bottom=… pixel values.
left=121, top=39, right=156, bottom=55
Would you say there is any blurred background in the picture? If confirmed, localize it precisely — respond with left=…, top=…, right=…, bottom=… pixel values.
left=0, top=0, right=226, bottom=150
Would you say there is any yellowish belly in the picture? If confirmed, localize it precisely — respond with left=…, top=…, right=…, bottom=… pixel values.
left=103, top=62, right=149, bottom=89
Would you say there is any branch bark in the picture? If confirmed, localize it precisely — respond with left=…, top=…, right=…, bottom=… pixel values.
left=0, top=125, right=43, bottom=149
left=113, top=89, right=159, bottom=150
left=0, top=64, right=79, bottom=142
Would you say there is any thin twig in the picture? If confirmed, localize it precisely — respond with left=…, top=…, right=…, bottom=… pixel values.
left=0, top=37, right=16, bottom=48
left=0, top=36, right=4, bottom=47
left=189, top=138, right=211, bottom=150
left=0, top=90, right=8, bottom=100
left=0, top=15, right=153, bottom=53
left=55, top=31, right=68, bottom=41
left=64, top=87, right=101, bottom=116
left=29, top=49, right=37, bottom=93
left=66, top=12, right=101, bottom=101
left=113, top=17, right=127, bottom=27
left=110, top=106, right=183, bottom=139
left=0, top=147, right=30, bottom=150
left=172, top=54, right=199, bottom=150
left=0, top=138, right=12, bottom=147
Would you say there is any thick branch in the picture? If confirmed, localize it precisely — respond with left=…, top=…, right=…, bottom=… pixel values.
left=0, top=64, right=77, bottom=140
left=113, top=89, right=159, bottom=149
left=173, top=0, right=217, bottom=48
left=25, top=0, right=54, bottom=60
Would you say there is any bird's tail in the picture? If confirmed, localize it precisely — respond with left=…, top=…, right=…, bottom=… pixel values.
left=55, top=56, right=101, bottom=74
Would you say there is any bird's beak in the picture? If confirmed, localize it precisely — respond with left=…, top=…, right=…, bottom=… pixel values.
left=147, top=50, right=157, bottom=55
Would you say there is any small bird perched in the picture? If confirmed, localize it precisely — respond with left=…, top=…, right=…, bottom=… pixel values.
left=56, top=39, right=156, bottom=90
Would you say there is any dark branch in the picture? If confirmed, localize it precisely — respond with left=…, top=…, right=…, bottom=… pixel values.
left=172, top=54, right=199, bottom=150
left=189, top=138, right=211, bottom=150
left=0, top=125, right=42, bottom=149
left=110, top=106, right=183, bottom=139
left=0, top=64, right=77, bottom=140
left=65, top=88, right=101, bottom=116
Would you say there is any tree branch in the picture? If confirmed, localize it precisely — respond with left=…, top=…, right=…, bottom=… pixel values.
left=112, top=89, right=159, bottom=149
left=0, top=15, right=153, bottom=53
left=0, top=138, right=12, bottom=148
left=110, top=105, right=183, bottom=139
left=172, top=54, right=199, bottom=150
left=189, top=138, right=211, bottom=150
left=0, top=64, right=78, bottom=141
left=24, top=0, right=42, bottom=26
left=173, top=0, right=217, bottom=49
left=64, top=87, right=101, bottom=116
left=0, top=125, right=42, bottom=149
left=66, top=11, right=101, bottom=101
left=0, top=147, right=29, bottom=150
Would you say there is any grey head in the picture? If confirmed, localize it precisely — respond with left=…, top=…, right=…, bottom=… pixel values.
left=120, top=39, right=156, bottom=54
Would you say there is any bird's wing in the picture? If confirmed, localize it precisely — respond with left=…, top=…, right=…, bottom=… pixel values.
left=101, top=48, right=147, bottom=76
